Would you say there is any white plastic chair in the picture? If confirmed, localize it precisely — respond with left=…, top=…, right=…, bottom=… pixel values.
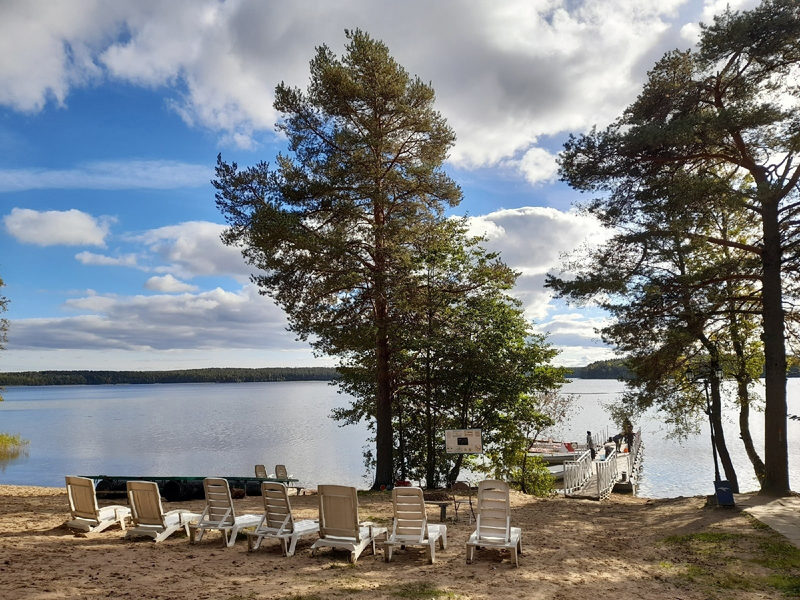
left=125, top=481, right=199, bottom=542
left=310, top=484, right=386, bottom=564
left=384, top=487, right=447, bottom=563
left=65, top=476, right=130, bottom=533
left=465, top=480, right=522, bottom=567
left=247, top=482, right=319, bottom=556
left=189, top=478, right=261, bottom=547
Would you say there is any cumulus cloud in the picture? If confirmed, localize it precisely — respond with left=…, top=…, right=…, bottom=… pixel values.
left=134, top=221, right=253, bottom=281
left=0, top=160, right=212, bottom=192
left=0, top=0, right=713, bottom=168
left=4, top=207, right=114, bottom=247
left=75, top=251, right=138, bottom=267
left=466, top=207, right=610, bottom=321
left=502, top=147, right=558, bottom=185
left=10, top=285, right=292, bottom=351
left=144, top=274, right=199, bottom=293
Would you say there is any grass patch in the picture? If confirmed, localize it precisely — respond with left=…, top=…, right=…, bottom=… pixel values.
left=282, top=595, right=323, bottom=600
left=660, top=527, right=800, bottom=596
left=766, top=574, right=800, bottom=596
left=391, top=582, right=459, bottom=599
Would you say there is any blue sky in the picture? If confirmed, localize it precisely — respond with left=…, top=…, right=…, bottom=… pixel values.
left=0, top=0, right=755, bottom=371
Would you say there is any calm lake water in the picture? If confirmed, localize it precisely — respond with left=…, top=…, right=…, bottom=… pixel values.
left=0, top=379, right=798, bottom=498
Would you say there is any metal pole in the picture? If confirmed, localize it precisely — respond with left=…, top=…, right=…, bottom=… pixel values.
left=704, top=380, right=722, bottom=482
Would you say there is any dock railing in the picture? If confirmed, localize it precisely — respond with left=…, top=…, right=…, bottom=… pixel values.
left=563, top=449, right=593, bottom=495
left=595, top=449, right=618, bottom=500
left=625, top=429, right=644, bottom=482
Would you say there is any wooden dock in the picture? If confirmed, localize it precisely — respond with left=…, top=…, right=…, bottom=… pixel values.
left=565, top=432, right=644, bottom=500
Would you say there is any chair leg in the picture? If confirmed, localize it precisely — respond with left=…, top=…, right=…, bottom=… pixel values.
left=284, top=537, right=294, bottom=557
left=440, top=528, right=447, bottom=550
left=466, top=544, right=473, bottom=564
left=246, top=533, right=255, bottom=551
left=427, top=541, right=435, bottom=564
left=384, top=542, right=393, bottom=562
left=511, top=545, right=519, bottom=568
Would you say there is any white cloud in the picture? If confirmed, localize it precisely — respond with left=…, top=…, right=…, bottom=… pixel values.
left=144, top=274, right=199, bottom=293
left=4, top=207, right=114, bottom=247
left=75, top=251, right=138, bottom=267
left=134, top=221, right=253, bottom=281
left=0, top=160, right=212, bottom=192
left=467, top=206, right=610, bottom=320
left=502, top=147, right=560, bottom=185
left=0, top=0, right=719, bottom=166
left=9, top=285, right=293, bottom=351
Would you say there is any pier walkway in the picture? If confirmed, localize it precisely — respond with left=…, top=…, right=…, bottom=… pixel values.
left=564, top=431, right=644, bottom=500
left=737, top=494, right=800, bottom=549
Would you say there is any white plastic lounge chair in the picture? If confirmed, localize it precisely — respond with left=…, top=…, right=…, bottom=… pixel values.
left=246, top=482, right=319, bottom=556
left=65, top=475, right=131, bottom=533
left=450, top=480, right=475, bottom=524
left=384, top=487, right=447, bottom=563
left=188, top=478, right=261, bottom=547
left=125, top=481, right=199, bottom=542
left=274, top=464, right=304, bottom=495
left=465, top=480, right=522, bottom=567
left=255, top=464, right=269, bottom=478
left=310, top=484, right=387, bottom=564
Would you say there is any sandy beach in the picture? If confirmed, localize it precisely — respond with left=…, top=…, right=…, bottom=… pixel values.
left=0, top=484, right=796, bottom=599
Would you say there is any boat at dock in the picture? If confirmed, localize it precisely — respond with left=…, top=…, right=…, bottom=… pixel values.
left=527, top=441, right=580, bottom=465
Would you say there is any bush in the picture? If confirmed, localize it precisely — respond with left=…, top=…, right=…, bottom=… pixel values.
left=510, top=455, right=556, bottom=497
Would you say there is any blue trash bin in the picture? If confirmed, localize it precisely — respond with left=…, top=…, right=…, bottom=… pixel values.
left=714, top=480, right=735, bottom=507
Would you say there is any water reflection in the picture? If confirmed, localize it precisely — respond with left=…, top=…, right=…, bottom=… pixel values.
left=0, top=443, right=29, bottom=472
left=0, top=379, right=797, bottom=497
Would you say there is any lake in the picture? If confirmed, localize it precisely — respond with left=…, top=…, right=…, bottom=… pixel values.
left=0, top=379, right=798, bottom=498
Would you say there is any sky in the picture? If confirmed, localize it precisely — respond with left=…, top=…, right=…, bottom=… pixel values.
left=0, top=0, right=758, bottom=372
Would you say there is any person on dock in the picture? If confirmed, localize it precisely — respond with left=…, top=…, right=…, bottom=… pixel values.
left=587, top=431, right=595, bottom=460
left=612, top=433, right=623, bottom=452
left=623, top=418, right=634, bottom=452
left=604, top=438, right=616, bottom=459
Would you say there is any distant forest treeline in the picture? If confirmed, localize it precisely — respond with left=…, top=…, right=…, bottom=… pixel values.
left=0, top=367, right=338, bottom=386
left=568, top=358, right=800, bottom=379
left=4, top=357, right=799, bottom=386
left=566, top=359, right=631, bottom=379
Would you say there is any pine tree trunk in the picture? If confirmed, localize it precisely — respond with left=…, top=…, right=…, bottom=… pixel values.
left=760, top=198, right=790, bottom=495
left=374, top=322, right=394, bottom=489
left=728, top=306, right=766, bottom=484
left=738, top=380, right=766, bottom=483
left=711, top=380, right=739, bottom=493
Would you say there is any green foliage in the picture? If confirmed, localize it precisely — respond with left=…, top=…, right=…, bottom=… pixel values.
left=660, top=527, right=800, bottom=596
left=0, top=433, right=29, bottom=470
left=510, top=455, right=556, bottom=497
left=216, top=29, right=462, bottom=488
left=331, top=220, right=566, bottom=488
left=0, top=367, right=337, bottom=386
left=574, top=359, right=631, bottom=379
left=553, top=0, right=800, bottom=493
left=0, top=433, right=28, bottom=451
left=391, top=582, right=459, bottom=599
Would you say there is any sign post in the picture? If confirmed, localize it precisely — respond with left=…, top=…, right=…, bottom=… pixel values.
left=445, top=429, right=483, bottom=454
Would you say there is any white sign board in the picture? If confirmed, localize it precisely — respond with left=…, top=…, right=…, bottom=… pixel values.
left=445, top=429, right=483, bottom=454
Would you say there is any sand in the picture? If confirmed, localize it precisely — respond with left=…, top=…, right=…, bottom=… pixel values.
left=0, top=484, right=791, bottom=599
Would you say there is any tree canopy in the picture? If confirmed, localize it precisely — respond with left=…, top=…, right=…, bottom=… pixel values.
left=215, top=29, right=462, bottom=488
left=556, top=0, right=800, bottom=494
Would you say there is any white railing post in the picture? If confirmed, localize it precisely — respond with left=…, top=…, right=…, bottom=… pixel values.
left=563, top=449, right=592, bottom=495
